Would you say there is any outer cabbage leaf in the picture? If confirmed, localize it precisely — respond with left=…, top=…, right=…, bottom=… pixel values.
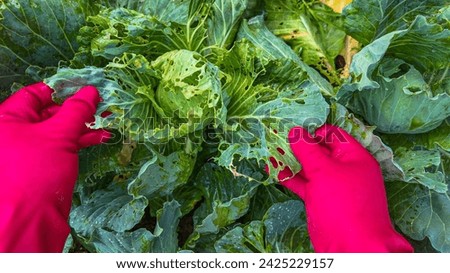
left=70, top=184, right=148, bottom=241
left=263, top=200, right=312, bottom=252
left=382, top=121, right=450, bottom=152
left=380, top=120, right=449, bottom=189
left=218, top=79, right=329, bottom=181
left=89, top=200, right=182, bottom=253
left=91, top=228, right=155, bottom=253
left=348, top=59, right=449, bottom=134
left=0, top=0, right=94, bottom=91
left=264, top=0, right=346, bottom=84
left=387, top=180, right=450, bottom=253
left=343, top=0, right=448, bottom=45
left=151, top=200, right=183, bottom=252
left=380, top=121, right=449, bottom=252
left=215, top=200, right=312, bottom=253
left=215, top=221, right=266, bottom=252
left=338, top=16, right=450, bottom=134
left=76, top=137, right=137, bottom=184
left=245, top=184, right=293, bottom=221
left=393, top=148, right=447, bottom=193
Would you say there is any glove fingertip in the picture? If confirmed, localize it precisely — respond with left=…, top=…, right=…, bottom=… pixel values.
left=78, top=129, right=111, bottom=149
left=280, top=174, right=307, bottom=200
left=30, top=82, right=54, bottom=95
left=288, top=126, right=329, bottom=168
left=51, top=86, right=101, bottom=133
left=72, top=85, right=101, bottom=107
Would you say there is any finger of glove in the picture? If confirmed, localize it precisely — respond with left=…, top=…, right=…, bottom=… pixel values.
left=314, top=125, right=371, bottom=162
left=48, top=86, right=100, bottom=135
left=78, top=129, right=111, bottom=149
left=0, top=82, right=55, bottom=122
left=288, top=126, right=331, bottom=175
left=280, top=173, right=307, bottom=200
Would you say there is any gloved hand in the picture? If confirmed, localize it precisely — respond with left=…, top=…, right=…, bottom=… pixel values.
left=278, top=125, right=413, bottom=252
left=0, top=83, right=110, bottom=252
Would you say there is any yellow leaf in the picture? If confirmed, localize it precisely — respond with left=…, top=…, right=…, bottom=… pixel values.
left=320, top=0, right=353, bottom=13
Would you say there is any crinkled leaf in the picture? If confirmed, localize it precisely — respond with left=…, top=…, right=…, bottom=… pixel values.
left=151, top=50, right=226, bottom=138
left=89, top=200, right=182, bottom=253
left=340, top=17, right=450, bottom=94
left=207, top=0, right=248, bottom=49
left=344, top=59, right=450, bottom=134
left=77, top=137, right=131, bottom=184
left=128, top=151, right=196, bottom=199
left=215, top=221, right=266, bottom=253
left=395, top=148, right=447, bottom=193
left=215, top=200, right=311, bottom=253
left=152, top=200, right=182, bottom=252
left=386, top=17, right=450, bottom=73
left=340, top=16, right=450, bottom=93
left=237, top=15, right=334, bottom=97
left=186, top=163, right=260, bottom=249
left=73, top=7, right=208, bottom=64
left=63, top=234, right=74, bottom=253
left=0, top=0, right=94, bottom=90
left=245, top=185, right=292, bottom=221
left=387, top=181, right=450, bottom=252
left=410, top=238, right=440, bottom=253
left=218, top=82, right=329, bottom=181
left=172, top=183, right=204, bottom=216
left=264, top=0, right=345, bottom=84
left=215, top=40, right=329, bottom=180
left=91, top=228, right=155, bottom=253
left=47, top=52, right=223, bottom=147
left=70, top=184, right=148, bottom=239
left=263, top=200, right=311, bottom=252
left=45, top=66, right=123, bottom=113
left=141, top=0, right=190, bottom=24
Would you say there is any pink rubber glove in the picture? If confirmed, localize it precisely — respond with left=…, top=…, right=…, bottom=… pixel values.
left=278, top=125, right=413, bottom=253
left=0, top=83, right=110, bottom=253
